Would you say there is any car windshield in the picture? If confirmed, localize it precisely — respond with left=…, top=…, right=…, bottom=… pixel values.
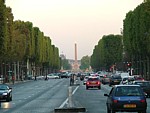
left=113, top=75, right=122, bottom=79
left=88, top=78, right=99, bottom=81
left=0, top=85, right=8, bottom=90
left=115, top=86, right=143, bottom=96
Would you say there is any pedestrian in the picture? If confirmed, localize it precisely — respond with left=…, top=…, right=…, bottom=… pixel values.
left=34, top=75, right=37, bottom=81
left=70, top=75, right=74, bottom=86
left=45, top=75, right=48, bottom=81
left=12, top=73, right=15, bottom=84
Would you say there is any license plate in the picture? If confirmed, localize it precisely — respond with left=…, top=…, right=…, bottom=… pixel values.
left=124, top=104, right=136, bottom=108
left=91, top=81, right=96, bottom=84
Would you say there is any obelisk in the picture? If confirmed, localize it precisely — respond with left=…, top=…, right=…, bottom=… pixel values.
left=74, top=43, right=78, bottom=72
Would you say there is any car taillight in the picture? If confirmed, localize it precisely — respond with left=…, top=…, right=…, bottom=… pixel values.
left=113, top=99, right=118, bottom=103
left=140, top=99, right=146, bottom=103
left=97, top=81, right=100, bottom=85
left=86, top=82, right=90, bottom=85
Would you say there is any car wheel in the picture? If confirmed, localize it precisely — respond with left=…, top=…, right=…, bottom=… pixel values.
left=98, top=86, right=101, bottom=89
left=6, top=96, right=10, bottom=102
left=10, top=95, right=12, bottom=101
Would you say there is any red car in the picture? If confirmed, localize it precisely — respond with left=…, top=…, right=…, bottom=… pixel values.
left=86, top=76, right=101, bottom=90
left=134, top=75, right=144, bottom=81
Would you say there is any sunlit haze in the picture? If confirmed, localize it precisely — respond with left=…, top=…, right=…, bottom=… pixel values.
left=6, top=0, right=143, bottom=60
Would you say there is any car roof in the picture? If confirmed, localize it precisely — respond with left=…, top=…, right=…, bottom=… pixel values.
left=134, top=80, right=150, bottom=82
left=0, top=84, right=9, bottom=86
left=114, top=85, right=140, bottom=87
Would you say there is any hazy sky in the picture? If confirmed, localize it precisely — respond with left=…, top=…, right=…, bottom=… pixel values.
left=6, top=0, right=143, bottom=60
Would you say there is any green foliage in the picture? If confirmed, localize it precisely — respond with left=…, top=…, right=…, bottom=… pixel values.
left=61, top=59, right=71, bottom=70
left=80, top=55, right=90, bottom=70
left=91, top=34, right=123, bottom=71
left=123, top=2, right=150, bottom=57
left=0, top=0, right=7, bottom=61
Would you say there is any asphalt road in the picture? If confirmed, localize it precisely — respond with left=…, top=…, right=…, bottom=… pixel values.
left=0, top=78, right=150, bottom=113
left=0, top=79, right=70, bottom=113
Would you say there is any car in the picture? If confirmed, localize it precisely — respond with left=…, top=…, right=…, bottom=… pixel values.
left=133, top=81, right=150, bottom=97
left=86, top=76, right=101, bottom=90
left=109, top=74, right=122, bottom=86
left=120, top=76, right=135, bottom=85
left=119, top=72, right=129, bottom=78
left=0, top=84, right=12, bottom=102
left=102, top=75, right=110, bottom=85
left=134, top=75, right=144, bottom=81
left=27, top=74, right=33, bottom=80
left=59, top=72, right=69, bottom=78
left=83, top=76, right=89, bottom=85
left=47, top=73, right=59, bottom=79
left=120, top=76, right=129, bottom=85
left=104, top=85, right=147, bottom=113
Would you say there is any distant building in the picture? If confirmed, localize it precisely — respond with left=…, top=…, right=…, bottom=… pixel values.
left=60, top=54, right=66, bottom=60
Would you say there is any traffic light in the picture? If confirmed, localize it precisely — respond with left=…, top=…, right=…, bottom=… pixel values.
left=127, top=63, right=132, bottom=67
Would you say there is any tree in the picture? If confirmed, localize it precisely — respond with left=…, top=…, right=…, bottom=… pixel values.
left=0, top=0, right=7, bottom=62
left=91, top=34, right=123, bottom=71
left=61, top=59, right=71, bottom=70
left=123, top=2, right=150, bottom=76
left=6, top=7, right=14, bottom=62
left=80, top=55, right=90, bottom=71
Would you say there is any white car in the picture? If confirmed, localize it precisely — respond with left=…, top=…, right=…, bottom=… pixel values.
left=83, top=76, right=89, bottom=85
left=47, top=73, right=59, bottom=79
left=120, top=76, right=135, bottom=85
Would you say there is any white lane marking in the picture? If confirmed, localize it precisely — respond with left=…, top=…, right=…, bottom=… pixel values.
left=72, top=86, right=79, bottom=95
left=59, top=98, right=68, bottom=108
left=59, top=86, right=79, bottom=108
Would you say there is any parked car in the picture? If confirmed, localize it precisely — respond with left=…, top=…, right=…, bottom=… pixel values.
left=0, top=84, right=12, bottom=102
left=133, top=80, right=150, bottom=97
left=59, top=72, right=69, bottom=78
left=47, top=73, right=59, bottom=79
left=27, top=74, right=33, bottom=80
left=104, top=85, right=147, bottom=113
left=86, top=76, right=101, bottom=90
left=109, top=74, right=122, bottom=86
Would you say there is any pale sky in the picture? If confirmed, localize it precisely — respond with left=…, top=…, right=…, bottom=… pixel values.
left=5, top=0, right=143, bottom=60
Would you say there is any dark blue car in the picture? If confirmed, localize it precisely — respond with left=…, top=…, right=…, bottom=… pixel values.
left=104, top=85, right=147, bottom=113
left=0, top=84, right=12, bottom=102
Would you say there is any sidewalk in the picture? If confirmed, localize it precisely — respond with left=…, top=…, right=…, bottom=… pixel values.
left=0, top=79, right=31, bottom=85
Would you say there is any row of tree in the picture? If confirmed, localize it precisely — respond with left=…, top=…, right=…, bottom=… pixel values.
left=0, top=0, right=60, bottom=81
left=123, top=2, right=150, bottom=79
left=91, top=2, right=150, bottom=79
left=90, top=35, right=123, bottom=72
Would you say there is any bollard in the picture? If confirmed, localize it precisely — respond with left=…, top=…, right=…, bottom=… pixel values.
left=54, top=86, right=86, bottom=113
